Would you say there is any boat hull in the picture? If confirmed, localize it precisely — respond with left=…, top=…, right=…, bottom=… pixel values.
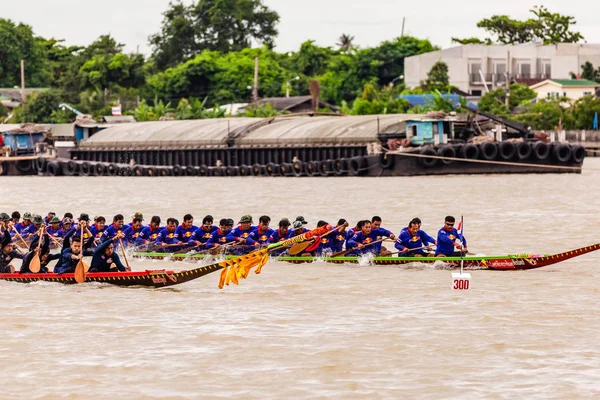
left=133, top=242, right=600, bottom=271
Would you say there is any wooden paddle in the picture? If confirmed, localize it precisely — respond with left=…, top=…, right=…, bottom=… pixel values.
left=11, top=226, right=30, bottom=249
left=119, top=238, right=132, bottom=271
left=74, top=224, right=87, bottom=283
left=174, top=242, right=203, bottom=254
left=330, top=237, right=390, bottom=258
left=289, top=225, right=342, bottom=256
left=29, top=227, right=44, bottom=273
left=390, top=245, right=434, bottom=255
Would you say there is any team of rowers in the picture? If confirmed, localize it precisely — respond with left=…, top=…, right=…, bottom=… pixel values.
left=0, top=210, right=467, bottom=275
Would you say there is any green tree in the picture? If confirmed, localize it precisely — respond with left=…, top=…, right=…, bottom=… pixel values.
left=580, top=62, right=597, bottom=81
left=0, top=102, right=8, bottom=118
left=337, top=34, right=355, bottom=52
left=420, top=61, right=451, bottom=92
left=513, top=99, right=565, bottom=130
left=453, top=6, right=583, bottom=45
left=565, top=95, right=600, bottom=129
left=0, top=19, right=51, bottom=87
left=150, top=0, right=279, bottom=69
left=478, top=84, right=537, bottom=115
left=21, top=90, right=63, bottom=122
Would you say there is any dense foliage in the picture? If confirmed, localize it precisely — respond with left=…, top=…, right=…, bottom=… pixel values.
left=0, top=2, right=598, bottom=131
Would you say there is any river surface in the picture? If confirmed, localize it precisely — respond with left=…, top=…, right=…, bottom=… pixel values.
left=2, top=159, right=600, bottom=399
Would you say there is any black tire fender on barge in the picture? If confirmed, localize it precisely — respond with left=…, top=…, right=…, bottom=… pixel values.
left=516, top=141, right=532, bottom=160
left=553, top=143, right=572, bottom=163
left=378, top=153, right=395, bottom=169
left=46, top=161, right=62, bottom=176
left=571, top=144, right=585, bottom=164
left=532, top=142, right=550, bottom=160
left=479, top=142, right=498, bottom=161
left=437, top=145, right=456, bottom=165
left=459, top=144, right=479, bottom=160
left=418, top=147, right=438, bottom=168
left=349, top=156, right=367, bottom=176
left=36, top=157, right=47, bottom=172
left=499, top=141, right=516, bottom=161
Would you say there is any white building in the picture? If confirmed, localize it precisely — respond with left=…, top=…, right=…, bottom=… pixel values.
left=529, top=79, right=600, bottom=100
left=405, top=43, right=600, bottom=96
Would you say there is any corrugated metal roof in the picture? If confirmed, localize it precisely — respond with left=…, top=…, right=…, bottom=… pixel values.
left=79, top=118, right=261, bottom=149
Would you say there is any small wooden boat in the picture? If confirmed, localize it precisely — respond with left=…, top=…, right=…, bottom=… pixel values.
left=133, top=242, right=600, bottom=270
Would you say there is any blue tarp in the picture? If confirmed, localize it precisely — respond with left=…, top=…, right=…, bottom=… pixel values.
left=398, top=94, right=478, bottom=109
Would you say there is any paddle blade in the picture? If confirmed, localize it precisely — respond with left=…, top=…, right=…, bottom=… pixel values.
left=74, top=260, right=86, bottom=283
left=30, top=255, right=41, bottom=273
left=289, top=240, right=313, bottom=256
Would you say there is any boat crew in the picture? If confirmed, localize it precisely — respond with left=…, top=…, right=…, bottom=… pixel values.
left=346, top=220, right=363, bottom=241
left=61, top=218, right=74, bottom=234
left=46, top=217, right=66, bottom=238
left=206, top=219, right=232, bottom=249
left=314, top=220, right=337, bottom=255
left=20, top=231, right=60, bottom=274
left=193, top=215, right=218, bottom=248
left=89, top=216, right=107, bottom=244
left=11, top=211, right=20, bottom=226
left=54, top=235, right=95, bottom=274
left=1, top=215, right=21, bottom=273
left=22, top=215, right=44, bottom=239
left=175, top=214, right=200, bottom=247
left=347, top=220, right=396, bottom=256
left=139, top=216, right=162, bottom=244
left=157, top=218, right=182, bottom=249
left=62, top=213, right=74, bottom=228
left=248, top=215, right=274, bottom=247
left=14, top=212, right=31, bottom=235
left=44, top=211, right=56, bottom=225
left=101, top=214, right=126, bottom=241
left=288, top=220, right=309, bottom=238
left=371, top=216, right=394, bottom=256
left=88, top=233, right=130, bottom=273
left=123, top=217, right=144, bottom=245
left=128, top=212, right=145, bottom=229
left=330, top=219, right=348, bottom=253
left=226, top=215, right=258, bottom=254
left=395, top=219, right=436, bottom=257
left=435, top=216, right=467, bottom=257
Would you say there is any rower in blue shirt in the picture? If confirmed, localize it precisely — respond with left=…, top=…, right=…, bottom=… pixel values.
left=269, top=218, right=291, bottom=256
left=157, top=218, right=182, bottom=251
left=206, top=219, right=233, bottom=250
left=330, top=219, right=348, bottom=253
left=54, top=235, right=94, bottom=274
left=176, top=214, right=200, bottom=247
left=194, top=215, right=218, bottom=248
left=347, top=220, right=396, bottom=256
left=371, top=216, right=394, bottom=256
left=248, top=215, right=274, bottom=247
left=436, top=216, right=468, bottom=257
left=123, top=217, right=144, bottom=245
left=46, top=217, right=66, bottom=239
left=395, top=218, right=436, bottom=257
left=101, top=214, right=126, bottom=241
left=139, top=216, right=162, bottom=244
left=89, top=216, right=107, bottom=244
left=226, top=215, right=258, bottom=254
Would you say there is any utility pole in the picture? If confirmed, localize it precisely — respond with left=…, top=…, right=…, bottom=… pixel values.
left=253, top=57, right=259, bottom=103
left=20, top=60, right=25, bottom=105
left=104, top=88, right=109, bottom=107
left=401, top=17, right=406, bottom=38
left=505, top=51, right=511, bottom=109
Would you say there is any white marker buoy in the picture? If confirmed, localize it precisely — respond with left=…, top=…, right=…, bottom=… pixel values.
left=451, top=272, right=471, bottom=290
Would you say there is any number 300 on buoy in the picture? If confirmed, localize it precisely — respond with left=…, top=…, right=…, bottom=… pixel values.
left=451, top=273, right=471, bottom=290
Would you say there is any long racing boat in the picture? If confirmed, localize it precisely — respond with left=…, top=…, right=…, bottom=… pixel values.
left=1, top=241, right=598, bottom=289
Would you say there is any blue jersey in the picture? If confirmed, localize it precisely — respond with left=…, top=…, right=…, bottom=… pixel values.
left=347, top=229, right=390, bottom=256
left=370, top=228, right=393, bottom=253
left=123, top=226, right=143, bottom=244
left=194, top=227, right=217, bottom=245
left=287, top=228, right=309, bottom=239
left=158, top=228, right=179, bottom=245
left=14, top=222, right=30, bottom=235
left=330, top=230, right=347, bottom=253
left=139, top=226, right=161, bottom=243
left=436, top=227, right=467, bottom=256
left=206, top=229, right=231, bottom=247
left=176, top=224, right=198, bottom=243
left=102, top=223, right=126, bottom=241
left=226, top=226, right=257, bottom=244
left=395, top=227, right=436, bottom=255
left=248, top=228, right=274, bottom=246
left=89, top=224, right=106, bottom=241
left=46, top=226, right=66, bottom=238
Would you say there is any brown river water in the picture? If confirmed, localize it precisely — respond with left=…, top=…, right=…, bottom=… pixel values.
left=1, top=159, right=600, bottom=399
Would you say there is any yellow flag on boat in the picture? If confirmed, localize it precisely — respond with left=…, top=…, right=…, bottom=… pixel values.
left=216, top=225, right=331, bottom=289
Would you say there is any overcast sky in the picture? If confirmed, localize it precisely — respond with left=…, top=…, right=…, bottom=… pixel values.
left=3, top=0, right=599, bottom=55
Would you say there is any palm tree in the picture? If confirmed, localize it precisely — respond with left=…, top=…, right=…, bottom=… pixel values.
left=337, top=34, right=355, bottom=52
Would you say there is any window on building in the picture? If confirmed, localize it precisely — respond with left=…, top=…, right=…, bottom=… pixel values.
left=471, top=90, right=482, bottom=96
left=542, top=60, right=551, bottom=78
left=469, top=62, right=482, bottom=82
left=519, top=63, right=531, bottom=78
left=583, top=92, right=592, bottom=96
